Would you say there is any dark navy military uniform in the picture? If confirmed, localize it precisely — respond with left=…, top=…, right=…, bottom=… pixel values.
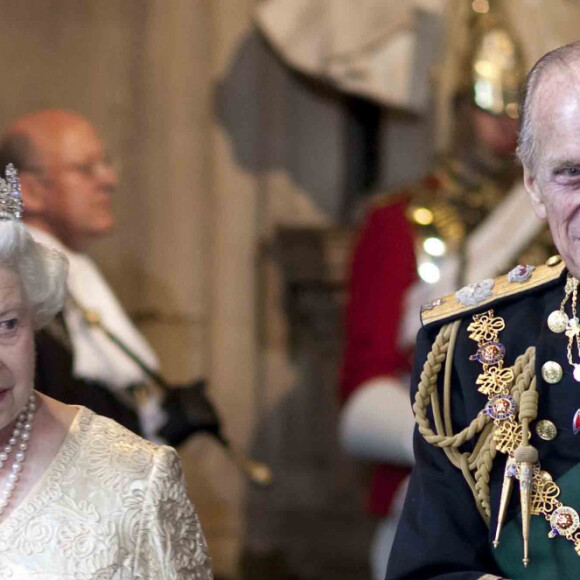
left=386, top=257, right=580, bottom=580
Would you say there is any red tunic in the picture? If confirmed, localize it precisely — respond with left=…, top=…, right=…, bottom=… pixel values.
left=340, top=197, right=418, bottom=515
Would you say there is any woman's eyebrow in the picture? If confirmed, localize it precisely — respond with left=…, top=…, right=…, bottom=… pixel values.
left=0, top=304, right=23, bottom=317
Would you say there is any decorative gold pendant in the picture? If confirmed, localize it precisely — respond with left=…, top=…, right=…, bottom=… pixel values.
left=531, top=472, right=560, bottom=515
left=469, top=300, right=580, bottom=562
left=494, top=419, right=525, bottom=454
left=467, top=311, right=505, bottom=343
left=476, top=366, right=514, bottom=396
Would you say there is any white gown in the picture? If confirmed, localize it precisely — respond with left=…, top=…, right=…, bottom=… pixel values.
left=0, top=407, right=213, bottom=579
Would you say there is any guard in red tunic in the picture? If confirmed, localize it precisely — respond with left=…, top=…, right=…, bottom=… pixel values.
left=338, top=4, right=554, bottom=578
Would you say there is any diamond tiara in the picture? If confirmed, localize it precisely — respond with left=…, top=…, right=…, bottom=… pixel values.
left=0, top=164, right=23, bottom=221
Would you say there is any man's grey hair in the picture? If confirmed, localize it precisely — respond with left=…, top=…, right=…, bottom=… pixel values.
left=518, top=40, right=580, bottom=172
left=0, top=221, right=68, bottom=329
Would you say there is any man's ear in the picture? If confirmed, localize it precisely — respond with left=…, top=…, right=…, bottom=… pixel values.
left=19, top=172, right=48, bottom=216
left=523, top=166, right=547, bottom=220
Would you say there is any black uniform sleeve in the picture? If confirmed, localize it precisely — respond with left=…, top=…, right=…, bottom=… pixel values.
left=385, top=326, right=505, bottom=580
left=35, top=326, right=143, bottom=436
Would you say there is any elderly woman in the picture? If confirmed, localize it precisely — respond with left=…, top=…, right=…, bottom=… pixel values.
left=0, top=165, right=212, bottom=578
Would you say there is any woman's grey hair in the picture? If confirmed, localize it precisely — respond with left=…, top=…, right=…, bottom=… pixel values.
left=518, top=40, right=580, bottom=172
left=0, top=221, right=68, bottom=329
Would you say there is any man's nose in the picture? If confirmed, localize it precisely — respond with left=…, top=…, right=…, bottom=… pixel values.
left=97, top=162, right=119, bottom=189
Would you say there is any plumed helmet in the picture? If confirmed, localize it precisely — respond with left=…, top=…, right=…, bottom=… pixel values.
left=465, top=0, right=526, bottom=118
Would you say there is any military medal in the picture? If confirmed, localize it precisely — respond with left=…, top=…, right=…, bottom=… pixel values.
left=470, top=341, right=505, bottom=365
left=573, top=409, right=580, bottom=435
left=549, top=507, right=580, bottom=539
left=484, top=395, right=516, bottom=420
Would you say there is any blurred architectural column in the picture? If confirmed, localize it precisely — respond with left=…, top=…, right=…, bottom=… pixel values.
left=205, top=0, right=261, bottom=574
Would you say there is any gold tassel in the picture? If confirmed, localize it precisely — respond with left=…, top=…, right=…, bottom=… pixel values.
left=515, top=446, right=539, bottom=567
left=494, top=455, right=516, bottom=548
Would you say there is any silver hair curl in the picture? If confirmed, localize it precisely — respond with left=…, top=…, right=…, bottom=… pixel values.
left=518, top=40, right=580, bottom=172
left=0, top=221, right=68, bottom=329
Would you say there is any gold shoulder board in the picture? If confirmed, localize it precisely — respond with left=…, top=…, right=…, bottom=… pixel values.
left=421, top=256, right=565, bottom=326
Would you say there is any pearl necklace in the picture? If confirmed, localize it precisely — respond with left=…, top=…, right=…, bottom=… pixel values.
left=0, top=391, right=36, bottom=515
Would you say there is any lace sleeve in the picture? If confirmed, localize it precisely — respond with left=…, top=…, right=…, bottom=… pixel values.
left=133, top=445, right=213, bottom=579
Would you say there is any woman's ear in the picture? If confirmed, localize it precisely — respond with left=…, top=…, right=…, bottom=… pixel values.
left=523, top=166, right=547, bottom=220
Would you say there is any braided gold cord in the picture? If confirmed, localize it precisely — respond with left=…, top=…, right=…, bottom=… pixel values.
left=510, top=346, right=536, bottom=402
left=413, top=323, right=454, bottom=435
left=443, top=320, right=461, bottom=436
left=415, top=335, right=492, bottom=450
left=459, top=452, right=489, bottom=521
left=473, top=426, right=498, bottom=521
left=519, top=382, right=539, bottom=423
left=413, top=324, right=538, bottom=524
left=469, top=421, right=495, bottom=469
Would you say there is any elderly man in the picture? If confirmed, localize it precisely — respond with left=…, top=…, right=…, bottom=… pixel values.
left=386, top=41, right=580, bottom=580
left=0, top=110, right=161, bottom=437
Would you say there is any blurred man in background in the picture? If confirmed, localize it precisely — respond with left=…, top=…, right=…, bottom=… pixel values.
left=0, top=110, right=166, bottom=439
left=338, top=4, right=554, bottom=579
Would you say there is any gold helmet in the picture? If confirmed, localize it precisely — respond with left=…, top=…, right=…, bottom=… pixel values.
left=436, top=0, right=526, bottom=149
left=465, top=0, right=526, bottom=119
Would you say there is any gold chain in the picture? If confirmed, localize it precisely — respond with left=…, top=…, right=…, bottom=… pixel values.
left=563, top=275, right=580, bottom=372
left=469, top=310, right=580, bottom=556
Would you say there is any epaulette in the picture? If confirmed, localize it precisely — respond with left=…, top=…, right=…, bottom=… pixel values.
left=420, top=255, right=566, bottom=327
